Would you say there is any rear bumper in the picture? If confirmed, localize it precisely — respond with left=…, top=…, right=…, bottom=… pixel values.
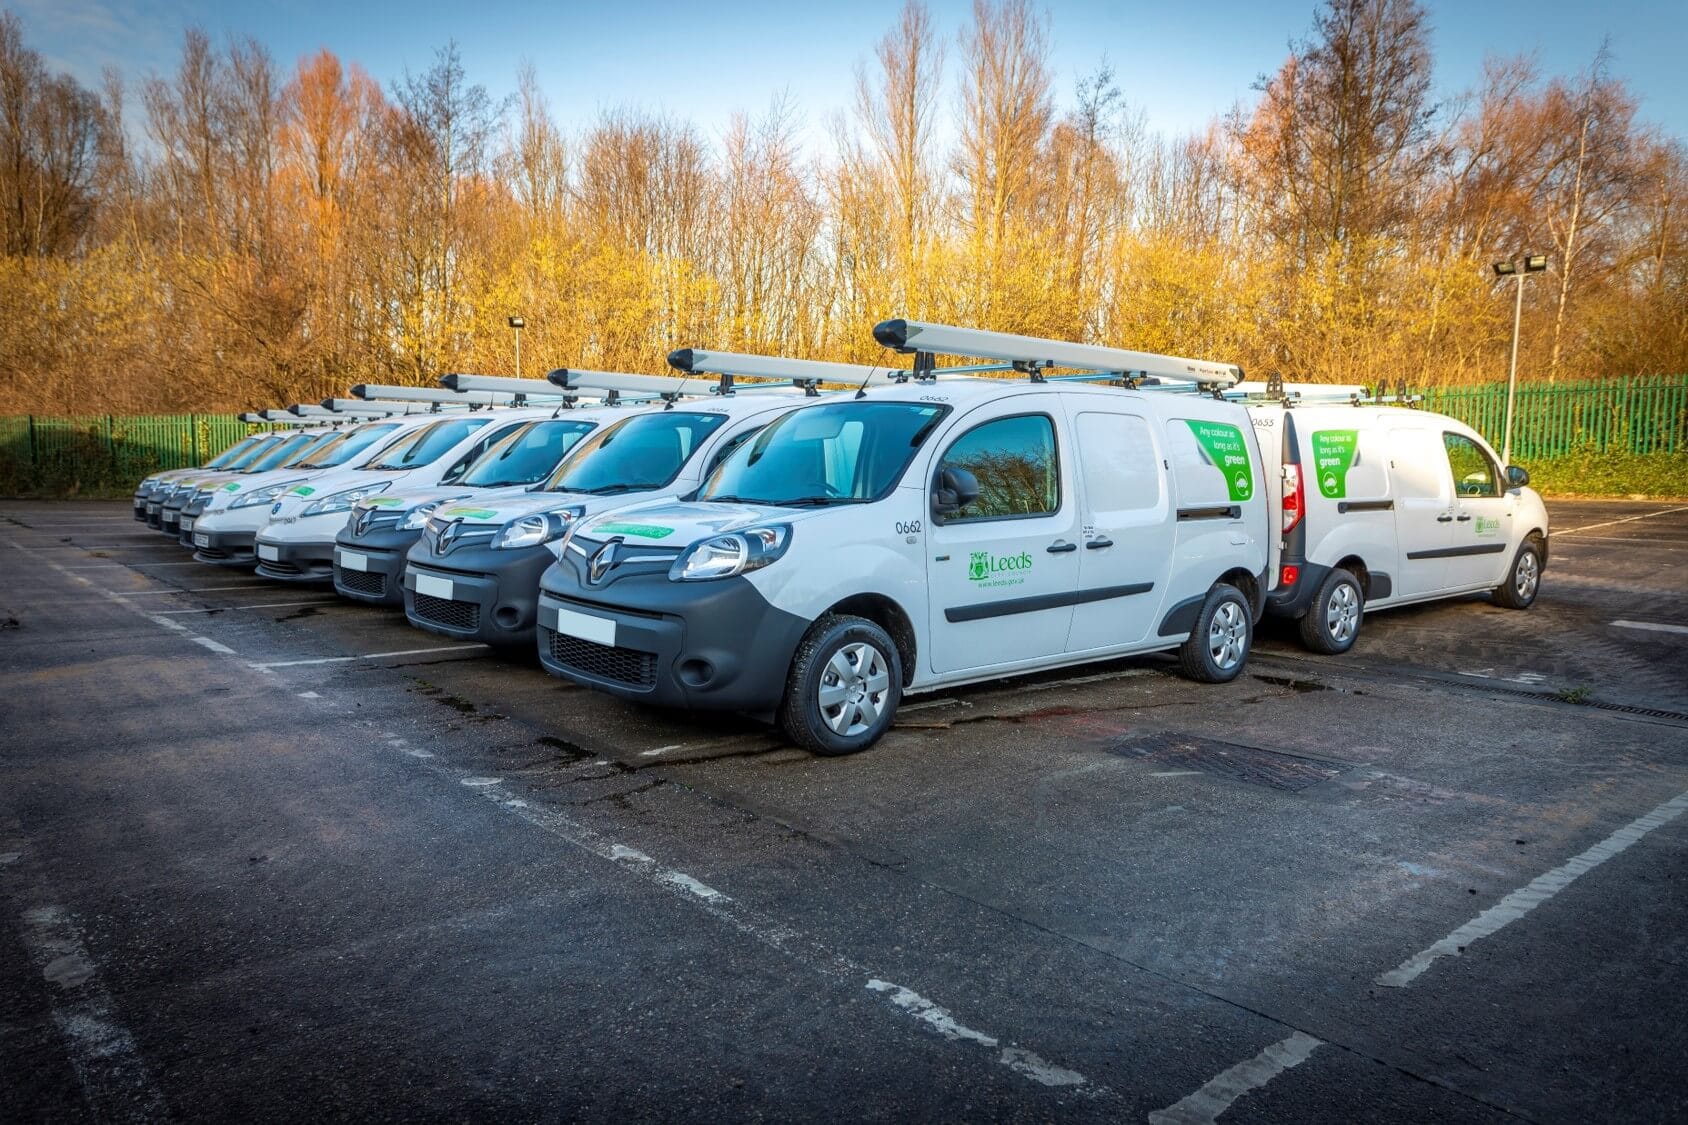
left=402, top=548, right=552, bottom=647
left=1264, top=560, right=1328, bottom=619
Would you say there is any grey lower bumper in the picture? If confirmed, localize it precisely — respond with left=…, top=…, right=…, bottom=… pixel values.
left=191, top=528, right=258, bottom=567
left=254, top=539, right=335, bottom=583
left=403, top=549, right=553, bottom=647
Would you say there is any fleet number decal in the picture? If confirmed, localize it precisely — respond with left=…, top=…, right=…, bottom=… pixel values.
left=894, top=520, right=923, bottom=535
left=1184, top=420, right=1254, bottom=502
left=1310, top=430, right=1359, bottom=499
left=968, top=550, right=1033, bottom=588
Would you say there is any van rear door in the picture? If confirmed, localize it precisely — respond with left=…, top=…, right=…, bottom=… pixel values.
left=1064, top=407, right=1173, bottom=652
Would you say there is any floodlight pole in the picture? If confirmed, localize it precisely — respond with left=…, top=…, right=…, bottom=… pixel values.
left=508, top=316, right=525, bottom=381
left=1494, top=254, right=1546, bottom=467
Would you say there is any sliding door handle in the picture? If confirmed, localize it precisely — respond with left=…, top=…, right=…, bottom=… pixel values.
left=1085, top=537, right=1114, bottom=550
left=1046, top=540, right=1078, bottom=553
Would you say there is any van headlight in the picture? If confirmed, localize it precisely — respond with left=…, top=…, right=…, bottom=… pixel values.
left=670, top=526, right=790, bottom=582
left=400, top=500, right=451, bottom=531
left=493, top=506, right=583, bottom=549
left=302, top=482, right=388, bottom=516
left=231, top=480, right=301, bottom=509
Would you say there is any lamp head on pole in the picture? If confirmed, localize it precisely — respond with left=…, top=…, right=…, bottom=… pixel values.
left=507, top=315, right=525, bottom=330
left=1492, top=260, right=1516, bottom=277
left=1523, top=254, right=1548, bottom=273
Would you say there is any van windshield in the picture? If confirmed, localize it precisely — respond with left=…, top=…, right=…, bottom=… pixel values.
left=205, top=435, right=264, bottom=468
left=293, top=423, right=401, bottom=469
left=701, top=400, right=948, bottom=506
left=364, top=417, right=492, bottom=470
left=460, top=419, right=597, bottom=488
left=245, top=432, right=323, bottom=472
left=544, top=411, right=728, bottom=495
left=222, top=437, right=282, bottom=470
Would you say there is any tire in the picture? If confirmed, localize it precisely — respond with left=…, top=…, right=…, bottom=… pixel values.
left=1297, top=567, right=1364, bottom=654
left=1492, top=538, right=1543, bottom=609
left=777, top=614, right=903, bottom=756
left=1177, top=583, right=1252, bottom=683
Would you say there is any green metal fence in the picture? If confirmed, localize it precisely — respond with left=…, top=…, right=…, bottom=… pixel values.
left=0, top=414, right=261, bottom=496
left=1419, top=375, right=1688, bottom=460
left=1, top=376, right=1684, bottom=496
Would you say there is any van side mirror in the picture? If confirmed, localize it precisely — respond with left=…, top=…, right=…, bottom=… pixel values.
left=1506, top=465, right=1530, bottom=488
left=932, top=466, right=981, bottom=516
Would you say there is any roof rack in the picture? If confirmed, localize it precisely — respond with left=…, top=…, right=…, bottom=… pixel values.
left=667, top=349, right=902, bottom=396
left=250, top=411, right=324, bottom=426
left=1247, top=375, right=1422, bottom=408
left=440, top=373, right=662, bottom=407
left=872, top=319, right=1243, bottom=390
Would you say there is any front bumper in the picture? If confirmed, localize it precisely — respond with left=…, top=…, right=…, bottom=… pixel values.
left=534, top=564, right=809, bottom=716
left=333, top=527, right=420, bottom=607
left=402, top=544, right=553, bottom=647
left=254, top=536, right=335, bottom=582
left=191, top=526, right=258, bottom=567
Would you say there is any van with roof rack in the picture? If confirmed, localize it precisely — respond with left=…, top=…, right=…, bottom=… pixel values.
left=333, top=390, right=656, bottom=607
left=1249, top=395, right=1549, bottom=651
left=399, top=365, right=821, bottom=648
left=533, top=323, right=1272, bottom=755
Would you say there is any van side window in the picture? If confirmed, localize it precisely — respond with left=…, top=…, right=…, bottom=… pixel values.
left=937, top=413, right=1059, bottom=521
left=1443, top=433, right=1499, bottom=498
left=1075, top=411, right=1160, bottom=512
left=706, top=426, right=763, bottom=476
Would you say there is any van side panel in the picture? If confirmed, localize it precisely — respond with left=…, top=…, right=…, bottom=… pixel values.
left=1297, top=411, right=1400, bottom=604
left=1156, top=403, right=1270, bottom=633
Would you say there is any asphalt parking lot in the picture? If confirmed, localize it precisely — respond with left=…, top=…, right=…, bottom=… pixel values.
left=2, top=498, right=1685, bottom=1123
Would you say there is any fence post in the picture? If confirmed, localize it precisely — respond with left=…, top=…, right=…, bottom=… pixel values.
left=190, top=414, right=200, bottom=465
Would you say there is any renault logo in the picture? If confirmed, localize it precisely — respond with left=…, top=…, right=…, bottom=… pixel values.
left=353, top=507, right=374, bottom=536
left=436, top=518, right=462, bottom=554
left=587, top=537, right=622, bottom=584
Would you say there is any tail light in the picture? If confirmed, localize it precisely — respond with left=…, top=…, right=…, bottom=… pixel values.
left=1279, top=564, right=1300, bottom=588
left=1282, top=464, right=1304, bottom=533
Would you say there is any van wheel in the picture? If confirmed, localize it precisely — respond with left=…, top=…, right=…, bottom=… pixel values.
left=778, top=614, right=903, bottom=756
left=1492, top=538, right=1543, bottom=609
left=1298, top=568, right=1364, bottom=654
left=1177, top=583, right=1252, bottom=683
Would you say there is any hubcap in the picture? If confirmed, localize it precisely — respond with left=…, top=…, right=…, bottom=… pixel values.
left=1516, top=552, right=1539, bottom=600
left=1207, top=601, right=1248, bottom=670
left=1325, top=581, right=1360, bottom=643
left=817, top=642, right=892, bottom=737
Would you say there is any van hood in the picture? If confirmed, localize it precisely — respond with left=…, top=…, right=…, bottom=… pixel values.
left=268, top=468, right=396, bottom=516
left=351, top=483, right=535, bottom=520
left=571, top=499, right=828, bottom=547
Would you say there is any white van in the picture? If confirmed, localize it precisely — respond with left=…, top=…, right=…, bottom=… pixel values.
left=400, top=391, right=806, bottom=648
left=187, top=419, right=413, bottom=567
left=252, top=413, right=508, bottom=582
left=135, top=432, right=274, bottom=523
left=331, top=405, right=627, bottom=607
left=1251, top=403, right=1550, bottom=651
left=533, top=366, right=1271, bottom=755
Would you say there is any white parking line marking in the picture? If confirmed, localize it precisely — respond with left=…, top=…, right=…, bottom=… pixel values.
left=867, top=981, right=1087, bottom=1087
left=387, top=734, right=1104, bottom=1100
left=16, top=903, right=171, bottom=1121
left=1379, top=788, right=1688, bottom=988
left=640, top=744, right=683, bottom=756
left=460, top=777, right=502, bottom=787
left=149, top=600, right=340, bottom=615
left=1148, top=1032, right=1323, bottom=1124
left=1610, top=619, right=1688, bottom=636
left=297, top=691, right=320, bottom=699
left=1555, top=504, right=1688, bottom=536
left=248, top=644, right=487, bottom=670
left=193, top=637, right=236, bottom=654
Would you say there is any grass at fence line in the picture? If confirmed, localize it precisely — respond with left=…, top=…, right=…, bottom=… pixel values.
left=1521, top=448, right=1688, bottom=499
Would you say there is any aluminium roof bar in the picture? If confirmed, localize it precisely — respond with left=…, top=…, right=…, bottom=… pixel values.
left=251, top=411, right=326, bottom=426
left=352, top=384, right=543, bottom=408
left=873, top=319, right=1243, bottom=388
left=438, top=373, right=662, bottom=405
left=666, top=349, right=905, bottom=395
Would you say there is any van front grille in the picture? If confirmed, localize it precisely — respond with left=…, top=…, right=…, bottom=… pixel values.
left=413, top=592, right=479, bottom=631
left=544, top=629, right=656, bottom=689
left=337, top=568, right=385, bottom=597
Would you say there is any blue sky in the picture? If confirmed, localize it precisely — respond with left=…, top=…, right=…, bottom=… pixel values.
left=12, top=0, right=1686, bottom=149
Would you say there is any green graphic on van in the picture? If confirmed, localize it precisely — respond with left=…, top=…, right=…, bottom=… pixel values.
left=288, top=484, right=316, bottom=496
left=1310, top=430, right=1359, bottom=499
left=594, top=521, right=675, bottom=539
left=363, top=496, right=406, bottom=508
left=968, top=549, right=1033, bottom=588
left=1474, top=516, right=1501, bottom=537
left=1185, top=420, right=1254, bottom=502
left=439, top=506, right=497, bottom=520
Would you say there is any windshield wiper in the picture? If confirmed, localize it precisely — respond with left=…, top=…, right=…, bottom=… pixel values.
left=780, top=496, right=853, bottom=507
left=579, top=482, right=661, bottom=496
